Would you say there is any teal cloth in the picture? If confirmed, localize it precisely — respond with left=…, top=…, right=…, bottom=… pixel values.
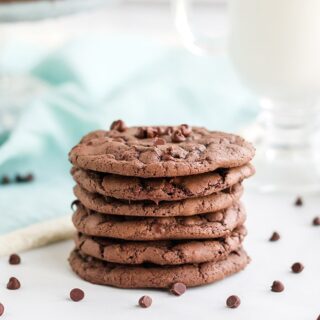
left=0, top=35, right=258, bottom=235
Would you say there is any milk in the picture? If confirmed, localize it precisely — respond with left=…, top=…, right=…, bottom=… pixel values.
left=228, top=0, right=320, bottom=101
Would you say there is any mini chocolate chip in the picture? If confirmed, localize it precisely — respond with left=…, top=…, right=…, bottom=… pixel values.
left=138, top=295, right=152, bottom=308
left=15, top=173, right=34, bottom=183
left=271, top=280, right=284, bottom=292
left=1, top=176, right=10, bottom=185
left=291, top=262, right=304, bottom=273
left=71, top=200, right=80, bottom=211
left=172, top=130, right=186, bottom=143
left=226, top=295, right=241, bottom=308
left=0, top=303, right=4, bottom=317
left=170, top=282, right=187, bottom=296
left=7, top=277, right=21, bottom=290
left=154, top=138, right=166, bottom=146
left=180, top=124, right=192, bottom=137
left=9, top=254, right=21, bottom=265
left=294, top=196, right=303, bottom=206
left=312, top=216, right=320, bottom=226
left=110, top=120, right=126, bottom=132
left=269, top=231, right=280, bottom=242
left=70, top=288, right=85, bottom=302
left=135, top=127, right=147, bottom=139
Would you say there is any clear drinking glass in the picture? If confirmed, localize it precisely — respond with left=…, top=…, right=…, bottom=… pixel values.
left=173, top=0, right=320, bottom=193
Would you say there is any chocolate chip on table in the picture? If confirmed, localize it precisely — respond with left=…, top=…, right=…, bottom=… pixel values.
left=154, top=138, right=166, bottom=146
left=138, top=295, right=152, bottom=308
left=15, top=173, right=34, bottom=183
left=312, top=216, right=320, bottom=226
left=110, top=120, right=127, bottom=132
left=70, top=288, right=85, bottom=302
left=1, top=176, right=10, bottom=185
left=7, top=277, right=21, bottom=290
left=0, top=303, right=4, bottom=317
left=271, top=280, right=284, bottom=292
left=170, top=282, right=187, bottom=296
left=172, top=129, right=186, bottom=143
left=9, top=254, right=21, bottom=265
left=226, top=295, right=241, bottom=308
left=291, top=262, right=304, bottom=273
left=269, top=231, right=280, bottom=242
left=180, top=124, right=192, bottom=137
left=294, top=196, right=303, bottom=206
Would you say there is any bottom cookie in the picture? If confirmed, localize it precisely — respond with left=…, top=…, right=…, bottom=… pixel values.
left=69, top=248, right=250, bottom=288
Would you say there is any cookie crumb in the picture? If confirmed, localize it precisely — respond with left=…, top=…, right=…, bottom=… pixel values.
left=138, top=295, right=152, bottom=308
left=9, top=254, right=21, bottom=265
left=70, top=288, right=85, bottom=302
left=7, top=277, right=21, bottom=290
left=170, top=282, right=187, bottom=296
left=226, top=295, right=241, bottom=308
left=291, top=262, right=304, bottom=273
left=271, top=280, right=284, bottom=292
left=294, top=196, right=303, bottom=206
left=269, top=231, right=280, bottom=242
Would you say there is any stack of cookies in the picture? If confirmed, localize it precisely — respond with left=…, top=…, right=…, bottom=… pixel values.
left=68, top=121, right=255, bottom=289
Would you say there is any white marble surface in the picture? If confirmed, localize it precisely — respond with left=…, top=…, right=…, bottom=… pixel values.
left=1, top=189, right=320, bottom=320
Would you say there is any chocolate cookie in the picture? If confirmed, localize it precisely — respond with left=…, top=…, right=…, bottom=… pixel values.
left=69, top=248, right=250, bottom=288
left=73, top=183, right=243, bottom=217
left=71, top=163, right=254, bottom=202
left=68, top=125, right=255, bottom=178
left=72, top=202, right=246, bottom=240
left=74, top=227, right=246, bottom=265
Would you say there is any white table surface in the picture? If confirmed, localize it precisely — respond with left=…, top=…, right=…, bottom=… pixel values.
left=1, top=189, right=320, bottom=320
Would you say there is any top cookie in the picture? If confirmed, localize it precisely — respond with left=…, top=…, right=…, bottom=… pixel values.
left=69, top=121, right=255, bottom=178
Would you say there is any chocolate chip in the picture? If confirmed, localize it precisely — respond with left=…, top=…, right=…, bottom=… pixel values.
left=138, top=295, right=152, bottom=308
left=291, top=262, right=304, bottom=273
left=269, top=231, right=280, bottom=242
left=71, top=200, right=80, bottom=211
left=170, top=282, right=187, bottom=296
left=15, top=173, right=34, bottom=183
left=317, top=315, right=320, bottom=320
left=70, top=288, right=85, bottom=302
left=180, top=124, right=192, bottom=137
left=1, top=176, right=10, bottom=185
left=226, top=295, right=241, bottom=308
left=294, top=196, right=303, bottom=206
left=146, top=127, right=158, bottom=139
left=9, top=254, right=21, bottom=265
left=0, top=303, right=4, bottom=317
left=312, top=216, right=320, bottom=226
left=271, top=280, right=284, bottom=292
left=7, top=277, right=21, bottom=290
left=154, top=138, right=166, bottom=146
left=172, top=130, right=186, bottom=143
left=110, top=120, right=126, bottom=132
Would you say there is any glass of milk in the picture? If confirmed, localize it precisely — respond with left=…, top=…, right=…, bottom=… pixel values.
left=174, top=0, right=320, bottom=193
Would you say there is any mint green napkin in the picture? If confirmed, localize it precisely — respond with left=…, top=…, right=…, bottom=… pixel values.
left=0, top=35, right=258, bottom=235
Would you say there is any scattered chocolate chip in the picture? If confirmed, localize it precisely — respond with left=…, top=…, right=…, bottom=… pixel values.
left=0, top=303, right=4, bottom=317
left=269, top=231, right=280, bottom=242
left=15, top=173, right=34, bottom=183
left=180, top=124, right=192, bottom=137
left=172, top=130, right=186, bottom=143
left=71, top=200, right=80, bottom=211
left=7, top=277, right=21, bottom=290
left=1, top=176, right=10, bottom=185
left=312, top=216, right=320, bottom=226
left=271, top=280, right=284, bottom=292
left=170, top=282, right=187, bottom=296
left=294, top=196, right=303, bottom=206
left=226, top=295, right=241, bottom=308
left=138, top=295, right=152, bottom=308
left=110, top=120, right=126, bottom=132
left=70, top=288, right=85, bottom=302
left=154, top=138, right=166, bottom=146
left=291, top=262, right=304, bottom=273
left=9, top=254, right=21, bottom=265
